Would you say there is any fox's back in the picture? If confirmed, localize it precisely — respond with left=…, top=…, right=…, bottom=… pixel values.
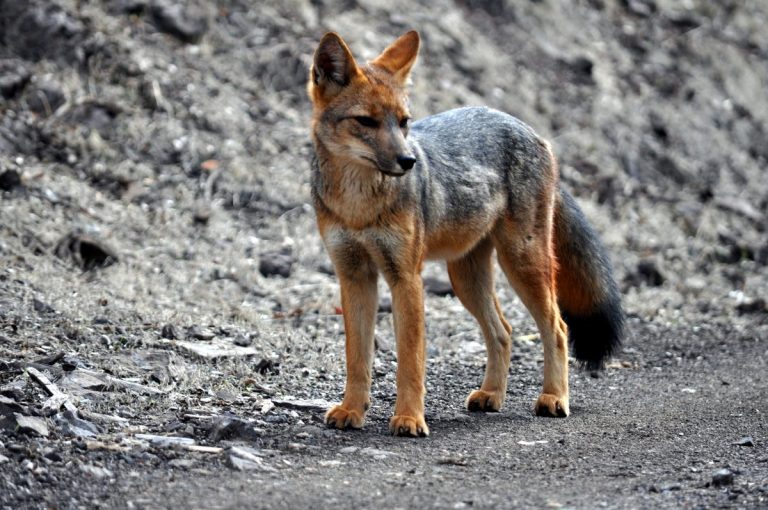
left=409, top=106, right=555, bottom=252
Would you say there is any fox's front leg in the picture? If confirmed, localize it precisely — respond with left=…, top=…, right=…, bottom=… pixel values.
left=389, top=275, right=429, bottom=437
left=326, top=258, right=379, bottom=430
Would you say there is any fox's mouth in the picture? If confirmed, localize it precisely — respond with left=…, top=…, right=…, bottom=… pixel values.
left=378, top=168, right=407, bottom=177
left=361, top=156, right=407, bottom=177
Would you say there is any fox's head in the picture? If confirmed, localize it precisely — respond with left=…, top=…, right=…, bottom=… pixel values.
left=308, top=31, right=420, bottom=177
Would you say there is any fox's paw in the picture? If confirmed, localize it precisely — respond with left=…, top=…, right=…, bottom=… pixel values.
left=466, top=389, right=504, bottom=412
left=389, top=414, right=429, bottom=437
left=325, top=405, right=366, bottom=430
left=534, top=393, right=569, bottom=417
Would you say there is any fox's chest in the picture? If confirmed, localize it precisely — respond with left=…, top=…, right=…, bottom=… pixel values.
left=312, top=163, right=398, bottom=229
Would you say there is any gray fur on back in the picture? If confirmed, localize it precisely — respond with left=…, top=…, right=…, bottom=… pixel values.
left=407, top=106, right=551, bottom=232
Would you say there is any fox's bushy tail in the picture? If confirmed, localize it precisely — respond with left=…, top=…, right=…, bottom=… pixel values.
left=553, top=189, right=624, bottom=370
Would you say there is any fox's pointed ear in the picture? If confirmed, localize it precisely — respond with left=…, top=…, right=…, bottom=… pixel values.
left=371, top=31, right=420, bottom=84
left=309, top=32, right=360, bottom=103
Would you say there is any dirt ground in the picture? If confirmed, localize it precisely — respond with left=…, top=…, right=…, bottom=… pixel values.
left=1, top=0, right=767, bottom=508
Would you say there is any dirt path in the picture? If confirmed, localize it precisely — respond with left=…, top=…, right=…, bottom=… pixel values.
left=2, top=320, right=765, bottom=509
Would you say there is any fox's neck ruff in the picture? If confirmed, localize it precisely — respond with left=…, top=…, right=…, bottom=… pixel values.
left=311, top=143, right=400, bottom=229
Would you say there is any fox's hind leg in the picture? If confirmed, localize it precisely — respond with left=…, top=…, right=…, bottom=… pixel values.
left=448, top=238, right=513, bottom=412
left=494, top=218, right=570, bottom=417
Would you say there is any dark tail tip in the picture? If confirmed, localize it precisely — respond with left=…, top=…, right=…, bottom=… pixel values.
left=562, top=297, right=624, bottom=371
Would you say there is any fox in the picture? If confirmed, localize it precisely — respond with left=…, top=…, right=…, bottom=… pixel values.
left=307, top=30, right=624, bottom=437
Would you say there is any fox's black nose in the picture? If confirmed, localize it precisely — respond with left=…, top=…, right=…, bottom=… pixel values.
left=396, top=155, right=417, bottom=171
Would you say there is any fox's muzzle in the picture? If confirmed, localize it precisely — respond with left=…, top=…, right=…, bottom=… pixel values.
left=396, top=155, right=417, bottom=170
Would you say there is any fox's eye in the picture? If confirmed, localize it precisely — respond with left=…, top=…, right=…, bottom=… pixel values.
left=399, top=117, right=410, bottom=129
left=353, top=116, right=379, bottom=128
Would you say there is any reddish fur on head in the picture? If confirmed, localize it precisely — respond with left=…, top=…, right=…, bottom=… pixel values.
left=308, top=31, right=420, bottom=110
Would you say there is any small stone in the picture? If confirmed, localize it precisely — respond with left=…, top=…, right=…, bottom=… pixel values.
left=80, top=464, right=114, bottom=479
left=33, top=298, right=55, bottom=314
left=226, top=454, right=273, bottom=472
left=437, top=455, right=469, bottom=466
left=229, top=446, right=263, bottom=461
left=14, top=414, right=49, bottom=437
left=339, top=446, right=359, bottom=454
left=0, top=59, right=31, bottom=99
left=186, top=325, right=215, bottom=341
left=0, top=169, right=22, bottom=191
left=168, top=458, right=195, bottom=469
left=150, top=0, right=209, bottom=43
left=0, top=454, right=8, bottom=464
left=59, top=370, right=106, bottom=392
left=254, top=358, right=278, bottom=375
left=423, top=276, right=454, bottom=297
left=271, top=398, right=332, bottom=412
left=226, top=446, right=275, bottom=472
left=0, top=381, right=26, bottom=401
left=378, top=296, right=392, bottom=313
left=624, top=0, right=656, bottom=17
left=192, top=206, right=210, bottom=225
left=26, top=81, right=66, bottom=116
left=175, top=339, right=258, bottom=359
left=732, top=436, right=754, bottom=447
left=43, top=449, right=63, bottom=462
left=360, top=447, right=397, bottom=459
left=233, top=334, right=252, bottom=347
left=108, top=0, right=148, bottom=15
left=161, top=324, right=178, bottom=340
left=712, top=468, right=734, bottom=486
left=208, top=415, right=263, bottom=442
left=636, top=259, right=665, bottom=287
left=735, top=298, right=766, bottom=315
left=259, top=249, right=294, bottom=278
left=55, top=410, right=100, bottom=438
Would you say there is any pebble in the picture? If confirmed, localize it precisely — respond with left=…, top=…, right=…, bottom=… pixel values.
left=186, top=325, right=215, bottom=341
left=80, top=464, right=114, bottom=479
left=0, top=59, right=31, bottom=99
left=226, top=446, right=275, bottom=472
left=272, top=398, right=332, bottom=412
left=259, top=249, right=295, bottom=278
left=732, top=436, right=754, bottom=447
left=150, top=0, right=209, bottom=44
left=0, top=454, right=8, bottom=464
left=423, top=276, right=454, bottom=297
left=712, top=468, right=734, bottom=486
left=227, top=454, right=273, bottom=472
left=0, top=169, right=23, bottom=191
left=33, top=298, right=55, bottom=314
left=735, top=298, right=767, bottom=315
left=161, top=324, right=178, bottom=340
left=233, top=333, right=252, bottom=347
left=360, top=447, right=397, bottom=459
left=55, top=410, right=100, bottom=438
left=168, top=458, right=195, bottom=469
left=26, top=81, right=66, bottom=116
left=14, top=414, right=49, bottom=437
left=175, top=339, right=258, bottom=359
left=207, top=415, right=264, bottom=442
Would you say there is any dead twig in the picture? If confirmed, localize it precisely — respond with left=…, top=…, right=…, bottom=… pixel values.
left=77, top=368, right=164, bottom=396
left=26, top=366, right=78, bottom=415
